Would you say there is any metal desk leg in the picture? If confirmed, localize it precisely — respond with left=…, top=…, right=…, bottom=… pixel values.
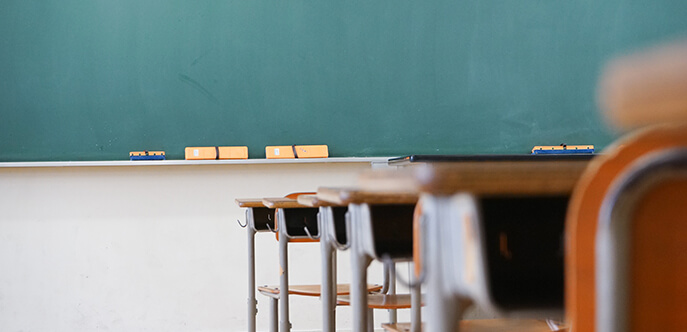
left=424, top=196, right=462, bottom=332
left=246, top=209, right=257, bottom=332
left=367, top=308, right=375, bottom=332
left=410, top=262, right=422, bottom=332
left=320, top=207, right=336, bottom=332
left=350, top=204, right=373, bottom=332
left=388, top=263, right=397, bottom=324
left=331, top=248, right=338, bottom=319
left=278, top=212, right=291, bottom=332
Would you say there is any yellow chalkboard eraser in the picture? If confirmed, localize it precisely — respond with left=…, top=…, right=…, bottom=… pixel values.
left=185, top=146, right=248, bottom=160
left=265, top=145, right=329, bottom=159
left=130, top=151, right=166, bottom=160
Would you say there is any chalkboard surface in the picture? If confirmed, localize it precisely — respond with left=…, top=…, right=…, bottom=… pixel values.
left=1, top=1, right=686, bottom=161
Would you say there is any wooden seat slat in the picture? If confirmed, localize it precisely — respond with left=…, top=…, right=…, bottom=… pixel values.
left=258, top=284, right=382, bottom=297
left=336, top=293, right=420, bottom=309
left=382, top=319, right=567, bottom=332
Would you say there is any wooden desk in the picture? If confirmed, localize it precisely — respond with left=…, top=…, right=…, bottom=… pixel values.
left=244, top=194, right=387, bottom=332
left=297, top=194, right=349, bottom=247
left=296, top=194, right=347, bottom=332
left=300, top=192, right=411, bottom=332
left=237, top=195, right=323, bottom=332
left=262, top=197, right=319, bottom=241
left=359, top=157, right=589, bottom=332
left=317, top=187, right=420, bottom=332
left=265, top=195, right=319, bottom=332
left=387, top=154, right=593, bottom=166
left=235, top=198, right=275, bottom=332
left=361, top=157, right=590, bottom=195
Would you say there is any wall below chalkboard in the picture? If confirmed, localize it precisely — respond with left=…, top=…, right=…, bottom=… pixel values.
left=1, top=0, right=686, bottom=161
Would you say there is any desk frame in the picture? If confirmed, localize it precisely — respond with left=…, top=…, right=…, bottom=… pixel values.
left=348, top=203, right=417, bottom=332
left=359, top=158, right=589, bottom=331
left=241, top=205, right=278, bottom=332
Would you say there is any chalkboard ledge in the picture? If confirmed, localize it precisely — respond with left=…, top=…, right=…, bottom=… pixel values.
left=0, top=157, right=393, bottom=168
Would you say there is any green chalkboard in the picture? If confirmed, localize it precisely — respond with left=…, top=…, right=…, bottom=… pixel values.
left=1, top=1, right=686, bottom=161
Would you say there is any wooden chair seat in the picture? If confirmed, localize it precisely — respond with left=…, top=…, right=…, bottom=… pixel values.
left=336, top=293, right=421, bottom=310
left=258, top=284, right=382, bottom=297
left=382, top=319, right=567, bottom=332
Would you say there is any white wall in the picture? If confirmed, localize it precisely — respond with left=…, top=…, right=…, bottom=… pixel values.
left=0, top=161, right=411, bottom=332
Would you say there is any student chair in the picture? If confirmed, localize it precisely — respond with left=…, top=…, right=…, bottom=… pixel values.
left=566, top=41, right=687, bottom=332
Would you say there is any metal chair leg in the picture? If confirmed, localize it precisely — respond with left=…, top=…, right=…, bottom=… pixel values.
left=246, top=209, right=257, bottom=332
left=269, top=297, right=278, bottom=332
left=279, top=215, right=291, bottom=332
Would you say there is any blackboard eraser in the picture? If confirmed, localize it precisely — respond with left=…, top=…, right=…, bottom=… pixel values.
left=266, top=145, right=329, bottom=159
left=130, top=151, right=166, bottom=160
left=185, top=146, right=248, bottom=160
left=531, top=145, right=594, bottom=155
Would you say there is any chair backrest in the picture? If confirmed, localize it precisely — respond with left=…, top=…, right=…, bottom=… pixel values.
left=599, top=41, right=687, bottom=130
left=566, top=125, right=687, bottom=331
left=567, top=39, right=687, bottom=331
left=598, top=152, right=687, bottom=331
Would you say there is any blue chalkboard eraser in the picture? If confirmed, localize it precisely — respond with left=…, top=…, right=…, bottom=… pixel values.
left=531, top=145, right=594, bottom=155
left=130, top=150, right=166, bottom=160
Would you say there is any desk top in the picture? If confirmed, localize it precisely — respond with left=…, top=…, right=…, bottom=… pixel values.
left=317, top=187, right=419, bottom=205
left=235, top=198, right=266, bottom=208
left=388, top=154, right=594, bottom=166
left=296, top=194, right=343, bottom=207
left=262, top=197, right=312, bottom=209
left=361, top=159, right=590, bottom=196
